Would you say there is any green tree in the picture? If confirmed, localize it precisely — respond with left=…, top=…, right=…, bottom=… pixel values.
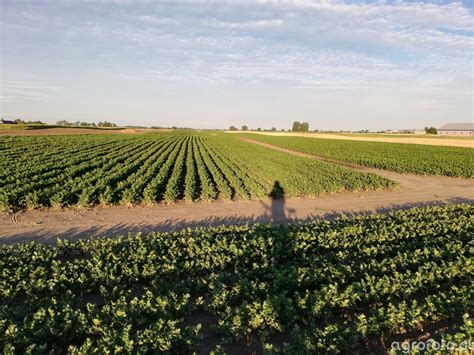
left=229, top=126, right=238, bottom=131
left=98, top=121, right=117, bottom=128
left=292, top=121, right=309, bottom=132
left=425, top=127, right=437, bottom=134
left=241, top=125, right=249, bottom=131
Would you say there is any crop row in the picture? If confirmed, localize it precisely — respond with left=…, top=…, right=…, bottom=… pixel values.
left=0, top=133, right=395, bottom=211
left=210, top=134, right=395, bottom=196
left=1, top=204, right=472, bottom=353
left=241, top=133, right=474, bottom=178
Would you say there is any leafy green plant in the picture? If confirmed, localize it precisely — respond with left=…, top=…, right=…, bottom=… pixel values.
left=0, top=204, right=471, bottom=352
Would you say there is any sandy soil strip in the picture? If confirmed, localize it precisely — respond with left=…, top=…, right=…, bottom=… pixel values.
left=226, top=131, right=474, bottom=148
left=1, top=140, right=473, bottom=244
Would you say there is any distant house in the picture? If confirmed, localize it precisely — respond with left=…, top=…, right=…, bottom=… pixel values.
left=438, top=123, right=474, bottom=136
left=1, top=119, right=16, bottom=124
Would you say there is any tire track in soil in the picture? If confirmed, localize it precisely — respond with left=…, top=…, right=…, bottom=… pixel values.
left=10, top=212, right=25, bottom=229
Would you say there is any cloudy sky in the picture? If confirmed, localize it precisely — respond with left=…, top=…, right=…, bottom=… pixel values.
left=1, top=0, right=472, bottom=130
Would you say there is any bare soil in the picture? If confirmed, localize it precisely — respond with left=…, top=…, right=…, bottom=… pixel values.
left=227, top=131, right=474, bottom=148
left=1, top=138, right=473, bottom=244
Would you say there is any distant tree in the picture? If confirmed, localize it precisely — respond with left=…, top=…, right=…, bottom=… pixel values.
left=271, top=127, right=277, bottom=131
left=425, top=127, right=437, bottom=134
left=292, top=121, right=301, bottom=132
left=229, top=125, right=238, bottom=131
left=56, top=120, right=70, bottom=126
left=14, top=118, right=25, bottom=124
left=257, top=127, right=262, bottom=131
left=241, top=125, right=249, bottom=131
left=97, top=121, right=117, bottom=128
left=292, top=121, right=309, bottom=132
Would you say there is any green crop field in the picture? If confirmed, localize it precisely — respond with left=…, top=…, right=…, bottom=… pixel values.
left=1, top=204, right=472, bottom=353
left=242, top=133, right=474, bottom=178
left=0, top=133, right=394, bottom=211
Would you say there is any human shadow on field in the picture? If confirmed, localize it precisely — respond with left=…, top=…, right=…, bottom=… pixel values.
left=259, top=181, right=290, bottom=223
left=2, top=197, right=472, bottom=245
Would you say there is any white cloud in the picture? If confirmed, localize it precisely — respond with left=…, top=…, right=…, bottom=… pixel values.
left=1, top=0, right=472, bottom=127
left=0, top=80, right=61, bottom=102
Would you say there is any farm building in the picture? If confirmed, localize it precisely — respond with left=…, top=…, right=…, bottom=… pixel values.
left=398, top=129, right=426, bottom=134
left=438, top=123, right=474, bottom=136
left=412, top=129, right=427, bottom=135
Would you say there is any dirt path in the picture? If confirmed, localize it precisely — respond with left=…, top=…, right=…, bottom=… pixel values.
left=1, top=139, right=473, bottom=244
left=226, top=131, right=474, bottom=148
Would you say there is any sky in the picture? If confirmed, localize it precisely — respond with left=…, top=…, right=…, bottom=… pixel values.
left=1, top=0, right=473, bottom=131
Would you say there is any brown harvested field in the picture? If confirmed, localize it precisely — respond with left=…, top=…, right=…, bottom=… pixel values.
left=0, top=127, right=169, bottom=136
left=226, top=131, right=474, bottom=148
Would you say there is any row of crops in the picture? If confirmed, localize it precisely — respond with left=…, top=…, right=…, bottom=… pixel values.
left=1, top=204, right=472, bottom=353
left=241, top=134, right=474, bottom=178
left=0, top=133, right=394, bottom=211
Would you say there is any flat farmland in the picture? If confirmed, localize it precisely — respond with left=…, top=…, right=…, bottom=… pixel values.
left=240, top=133, right=473, bottom=178
left=0, top=132, right=394, bottom=211
left=0, top=127, right=169, bottom=136
left=1, top=131, right=473, bottom=353
left=3, top=0, right=474, bottom=351
left=1, top=204, right=472, bottom=353
left=230, top=131, right=474, bottom=148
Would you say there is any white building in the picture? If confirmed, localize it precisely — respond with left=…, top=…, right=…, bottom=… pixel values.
left=413, top=129, right=426, bottom=135
left=398, top=129, right=426, bottom=134
left=438, top=123, right=474, bottom=136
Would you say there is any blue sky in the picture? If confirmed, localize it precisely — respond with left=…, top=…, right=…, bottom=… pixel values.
left=1, top=0, right=472, bottom=130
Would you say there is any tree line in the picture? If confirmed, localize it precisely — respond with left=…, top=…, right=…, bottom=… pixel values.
left=229, top=121, right=309, bottom=132
left=2, top=118, right=45, bottom=125
left=56, top=120, right=117, bottom=128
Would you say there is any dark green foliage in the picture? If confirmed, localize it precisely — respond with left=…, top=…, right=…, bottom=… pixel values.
left=1, top=204, right=472, bottom=353
left=425, top=127, right=438, bottom=134
left=292, top=121, right=309, bottom=132
left=0, top=132, right=394, bottom=211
